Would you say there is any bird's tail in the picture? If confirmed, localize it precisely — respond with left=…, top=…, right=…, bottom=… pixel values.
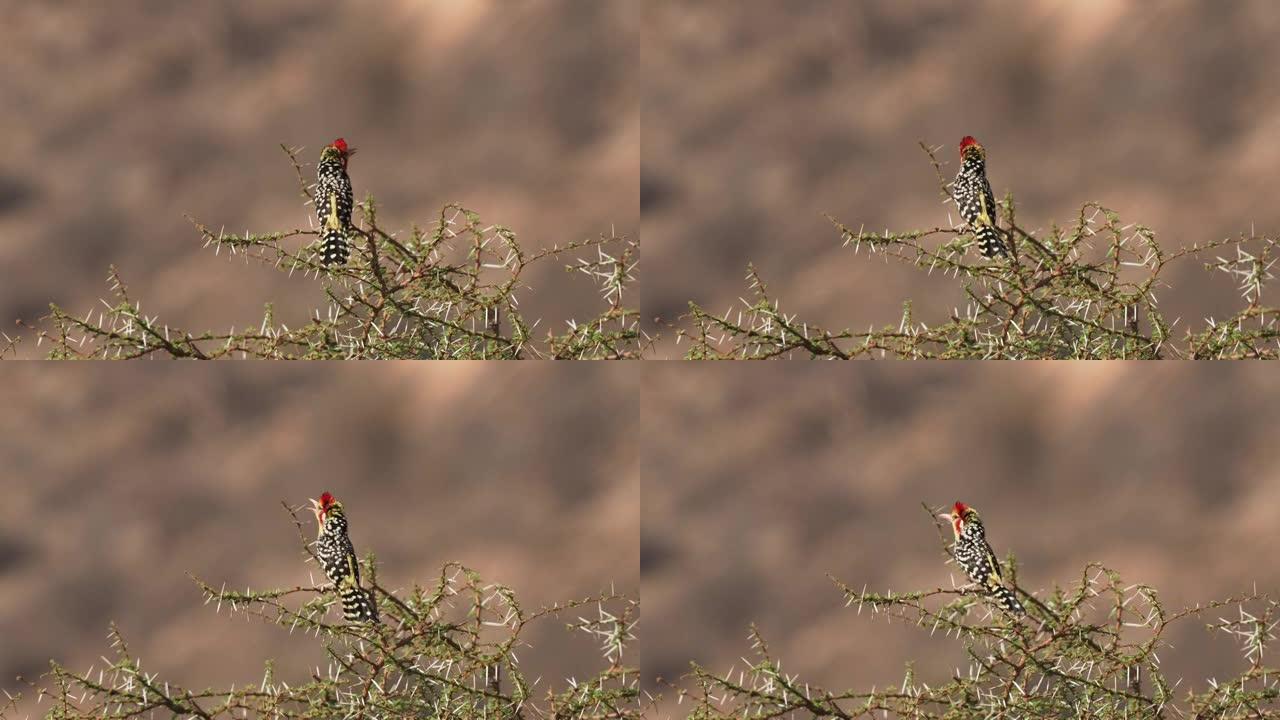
left=989, top=584, right=1026, bottom=616
left=975, top=224, right=1008, bottom=258
left=320, top=228, right=351, bottom=266
left=340, top=584, right=379, bottom=624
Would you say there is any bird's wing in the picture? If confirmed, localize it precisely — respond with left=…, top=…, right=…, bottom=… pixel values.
left=326, top=195, right=342, bottom=231
left=344, top=554, right=362, bottom=587
left=982, top=547, right=1006, bottom=588
left=978, top=183, right=998, bottom=227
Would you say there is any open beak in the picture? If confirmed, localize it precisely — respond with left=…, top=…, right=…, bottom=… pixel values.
left=308, top=498, right=324, bottom=536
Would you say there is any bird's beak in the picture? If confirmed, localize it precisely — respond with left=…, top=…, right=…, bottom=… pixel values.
left=937, top=511, right=952, bottom=519
left=309, top=497, right=322, bottom=518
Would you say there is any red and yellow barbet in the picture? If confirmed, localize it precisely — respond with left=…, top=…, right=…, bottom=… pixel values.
left=952, top=136, right=1008, bottom=258
left=315, top=138, right=356, bottom=266
left=941, top=501, right=1025, bottom=615
left=309, top=492, right=379, bottom=623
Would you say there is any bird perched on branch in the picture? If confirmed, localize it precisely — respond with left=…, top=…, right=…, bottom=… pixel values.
left=940, top=501, right=1025, bottom=616
left=952, top=136, right=1008, bottom=258
left=309, top=491, right=379, bottom=623
left=315, top=138, right=356, bottom=266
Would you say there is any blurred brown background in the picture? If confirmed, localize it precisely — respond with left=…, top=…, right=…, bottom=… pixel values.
left=642, top=1, right=1280, bottom=355
left=641, top=365, right=1280, bottom=715
left=2, top=1, right=637, bottom=357
left=0, top=364, right=638, bottom=716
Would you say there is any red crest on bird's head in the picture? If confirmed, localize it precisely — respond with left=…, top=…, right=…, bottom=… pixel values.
left=958, top=136, right=985, bottom=160
left=308, top=493, right=338, bottom=535
left=944, top=501, right=971, bottom=535
left=327, top=138, right=355, bottom=168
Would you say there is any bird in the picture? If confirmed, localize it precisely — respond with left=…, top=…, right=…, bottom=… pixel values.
left=314, top=138, right=356, bottom=266
left=309, top=491, right=379, bottom=623
left=952, top=136, right=1009, bottom=258
left=940, top=501, right=1025, bottom=615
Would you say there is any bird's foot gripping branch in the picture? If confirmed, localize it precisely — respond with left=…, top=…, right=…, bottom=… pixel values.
left=679, top=141, right=1280, bottom=359
left=16, top=502, right=641, bottom=720
left=676, top=505, right=1280, bottom=719
left=18, top=144, right=642, bottom=359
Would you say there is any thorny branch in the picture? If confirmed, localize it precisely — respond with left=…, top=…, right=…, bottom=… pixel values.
left=12, top=145, right=646, bottom=360
left=671, top=504, right=1280, bottom=719
left=679, top=142, right=1279, bottom=359
left=14, top=502, right=641, bottom=720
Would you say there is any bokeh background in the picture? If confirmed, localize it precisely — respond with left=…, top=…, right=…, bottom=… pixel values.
left=642, top=1, right=1280, bottom=355
left=641, top=364, right=1280, bottom=715
left=0, top=364, right=638, bottom=716
left=2, top=1, right=637, bottom=357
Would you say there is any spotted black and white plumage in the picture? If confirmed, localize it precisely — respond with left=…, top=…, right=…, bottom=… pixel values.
left=952, top=136, right=1008, bottom=258
left=311, top=492, right=379, bottom=624
left=315, top=139, right=355, bottom=266
left=944, top=502, right=1025, bottom=616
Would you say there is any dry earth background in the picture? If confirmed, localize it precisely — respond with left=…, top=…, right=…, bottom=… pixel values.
left=1, top=2, right=637, bottom=356
left=641, top=364, right=1280, bottom=717
left=0, top=364, right=639, bottom=718
left=5, top=2, right=1280, bottom=718
left=642, top=1, right=1280, bottom=355
left=7, top=0, right=1279, bottom=350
